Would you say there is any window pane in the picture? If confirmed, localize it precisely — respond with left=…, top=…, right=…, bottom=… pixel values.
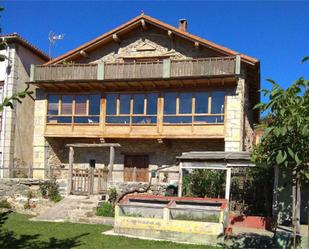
left=211, top=91, right=225, bottom=114
left=146, top=93, right=158, bottom=115
left=163, top=116, right=192, bottom=124
left=48, top=116, right=72, bottom=124
left=120, top=94, right=130, bottom=114
left=74, top=116, right=99, bottom=124
left=106, top=116, right=130, bottom=124
left=89, top=94, right=100, bottom=115
left=179, top=93, right=192, bottom=114
left=106, top=94, right=117, bottom=115
left=164, top=92, right=176, bottom=114
left=132, top=116, right=157, bottom=124
left=61, top=95, right=73, bottom=115
left=133, top=94, right=144, bottom=114
left=47, top=95, right=59, bottom=115
left=75, top=95, right=87, bottom=115
left=194, top=115, right=224, bottom=123
left=195, top=92, right=208, bottom=114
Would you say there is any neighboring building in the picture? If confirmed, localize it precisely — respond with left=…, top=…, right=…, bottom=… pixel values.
left=29, top=14, right=260, bottom=196
left=0, top=33, right=49, bottom=177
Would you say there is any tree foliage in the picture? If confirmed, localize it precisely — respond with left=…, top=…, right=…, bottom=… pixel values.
left=253, top=75, right=309, bottom=183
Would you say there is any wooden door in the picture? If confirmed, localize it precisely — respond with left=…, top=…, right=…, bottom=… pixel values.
left=124, top=155, right=149, bottom=182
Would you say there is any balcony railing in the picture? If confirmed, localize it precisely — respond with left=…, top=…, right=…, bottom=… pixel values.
left=30, top=56, right=240, bottom=82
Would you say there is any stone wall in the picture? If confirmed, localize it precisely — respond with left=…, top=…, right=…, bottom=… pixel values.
left=224, top=77, right=245, bottom=152
left=44, top=138, right=224, bottom=185
left=0, top=178, right=66, bottom=215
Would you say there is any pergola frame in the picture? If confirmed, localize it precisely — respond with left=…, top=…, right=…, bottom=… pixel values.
left=177, top=151, right=255, bottom=200
left=65, top=143, right=121, bottom=196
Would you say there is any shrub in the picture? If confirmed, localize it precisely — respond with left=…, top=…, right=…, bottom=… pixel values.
left=107, top=187, right=117, bottom=206
left=39, top=179, right=62, bottom=203
left=0, top=199, right=12, bottom=209
left=96, top=202, right=114, bottom=217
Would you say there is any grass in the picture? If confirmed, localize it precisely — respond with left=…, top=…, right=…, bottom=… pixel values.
left=0, top=212, right=221, bottom=249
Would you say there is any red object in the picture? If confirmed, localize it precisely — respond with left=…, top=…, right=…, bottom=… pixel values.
left=229, top=215, right=273, bottom=230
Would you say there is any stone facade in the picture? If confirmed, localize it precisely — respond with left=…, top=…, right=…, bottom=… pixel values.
left=0, top=40, right=47, bottom=178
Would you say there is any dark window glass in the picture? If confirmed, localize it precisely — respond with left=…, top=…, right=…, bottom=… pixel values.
left=120, top=94, right=130, bottom=114
left=89, top=94, right=100, bottom=115
left=163, top=116, right=192, bottom=124
left=47, top=95, right=59, bottom=115
left=75, top=95, right=87, bottom=115
left=195, top=92, right=209, bottom=114
left=211, top=91, right=225, bottom=114
left=133, top=94, right=144, bottom=114
left=61, top=95, right=73, bottom=115
left=146, top=93, right=158, bottom=115
left=194, top=115, right=224, bottom=123
left=74, top=116, right=99, bottom=124
left=106, top=94, right=117, bottom=115
left=48, top=116, right=72, bottom=124
left=106, top=116, right=130, bottom=124
left=179, top=93, right=192, bottom=114
left=132, top=116, right=157, bottom=124
left=164, top=92, right=176, bottom=114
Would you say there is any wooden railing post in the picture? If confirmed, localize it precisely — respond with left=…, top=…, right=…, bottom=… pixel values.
left=67, top=146, right=74, bottom=196
left=30, top=64, right=35, bottom=82
left=162, top=59, right=171, bottom=78
left=97, top=62, right=105, bottom=80
left=235, top=55, right=241, bottom=75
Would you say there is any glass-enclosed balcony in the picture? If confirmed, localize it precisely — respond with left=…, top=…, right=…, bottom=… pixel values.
left=44, top=90, right=226, bottom=138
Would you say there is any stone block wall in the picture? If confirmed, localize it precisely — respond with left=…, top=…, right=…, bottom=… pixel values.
left=39, top=138, right=224, bottom=185
left=0, top=178, right=66, bottom=215
left=225, top=77, right=245, bottom=152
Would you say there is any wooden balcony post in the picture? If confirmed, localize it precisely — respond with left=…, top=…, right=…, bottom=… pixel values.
left=108, top=146, right=115, bottom=182
left=97, top=62, right=105, bottom=80
left=67, top=146, right=74, bottom=196
left=163, top=59, right=171, bottom=78
left=235, top=55, right=241, bottom=75
left=30, top=64, right=35, bottom=82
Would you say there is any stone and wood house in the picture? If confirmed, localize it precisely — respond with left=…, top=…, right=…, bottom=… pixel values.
left=28, top=14, right=260, bottom=198
left=0, top=34, right=49, bottom=178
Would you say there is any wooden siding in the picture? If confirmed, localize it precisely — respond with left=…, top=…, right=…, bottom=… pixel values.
left=32, top=56, right=238, bottom=82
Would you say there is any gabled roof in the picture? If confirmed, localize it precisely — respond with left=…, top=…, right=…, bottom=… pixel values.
left=0, top=33, right=50, bottom=61
left=46, top=14, right=259, bottom=65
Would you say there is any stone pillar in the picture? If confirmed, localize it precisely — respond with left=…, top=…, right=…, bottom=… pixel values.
left=32, top=89, right=47, bottom=179
left=224, top=77, right=245, bottom=152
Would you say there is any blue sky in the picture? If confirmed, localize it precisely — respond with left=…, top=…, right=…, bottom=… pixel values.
left=2, top=1, right=309, bottom=104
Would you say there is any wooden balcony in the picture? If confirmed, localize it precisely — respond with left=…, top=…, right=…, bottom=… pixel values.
left=30, top=56, right=240, bottom=82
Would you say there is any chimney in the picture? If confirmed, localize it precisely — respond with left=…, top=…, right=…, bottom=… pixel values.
left=178, top=19, right=188, bottom=32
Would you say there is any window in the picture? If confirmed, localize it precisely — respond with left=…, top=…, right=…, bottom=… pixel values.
left=105, top=93, right=158, bottom=124
left=47, top=94, right=100, bottom=124
left=163, top=91, right=225, bottom=124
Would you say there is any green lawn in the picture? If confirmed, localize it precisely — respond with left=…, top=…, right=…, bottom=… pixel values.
left=0, top=212, right=220, bottom=249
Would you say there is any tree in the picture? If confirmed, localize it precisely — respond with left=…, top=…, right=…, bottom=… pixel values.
left=253, top=57, right=309, bottom=248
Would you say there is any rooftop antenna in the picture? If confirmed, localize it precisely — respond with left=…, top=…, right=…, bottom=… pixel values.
left=48, top=31, right=65, bottom=60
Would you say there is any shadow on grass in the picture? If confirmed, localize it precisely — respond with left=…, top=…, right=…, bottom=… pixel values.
left=0, top=211, right=88, bottom=249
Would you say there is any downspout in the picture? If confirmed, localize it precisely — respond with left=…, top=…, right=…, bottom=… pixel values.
left=0, top=41, right=11, bottom=178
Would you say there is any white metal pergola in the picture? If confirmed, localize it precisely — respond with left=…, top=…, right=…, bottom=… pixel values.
left=177, top=151, right=255, bottom=200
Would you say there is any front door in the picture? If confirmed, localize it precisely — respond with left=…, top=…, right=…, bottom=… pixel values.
left=124, top=155, right=149, bottom=182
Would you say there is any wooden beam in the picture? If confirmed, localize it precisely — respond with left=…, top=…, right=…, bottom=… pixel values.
left=167, top=30, right=173, bottom=39
left=108, top=146, right=115, bottom=182
left=225, top=168, right=231, bottom=200
left=66, top=143, right=120, bottom=148
left=80, top=50, right=89, bottom=58
left=141, top=19, right=147, bottom=30
left=67, top=146, right=74, bottom=196
left=112, top=34, right=120, bottom=43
